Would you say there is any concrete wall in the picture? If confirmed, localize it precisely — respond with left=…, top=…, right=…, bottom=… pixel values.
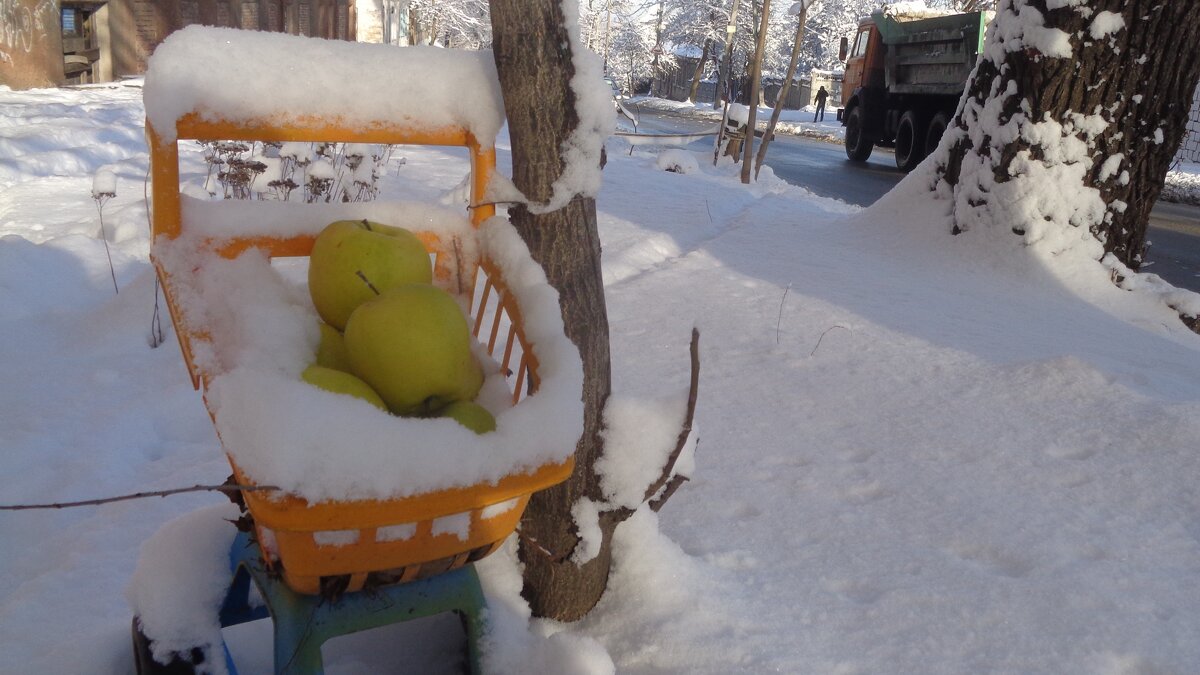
left=108, top=1, right=355, bottom=78
left=0, top=0, right=64, bottom=89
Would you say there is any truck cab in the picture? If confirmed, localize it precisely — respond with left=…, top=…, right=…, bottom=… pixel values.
left=840, top=20, right=885, bottom=113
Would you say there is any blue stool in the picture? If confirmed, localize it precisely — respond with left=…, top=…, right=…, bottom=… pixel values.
left=134, top=530, right=488, bottom=674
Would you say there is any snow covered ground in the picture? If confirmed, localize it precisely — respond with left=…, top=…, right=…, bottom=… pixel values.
left=627, top=95, right=850, bottom=144
left=3, top=78, right=1200, bottom=675
left=1163, top=161, right=1200, bottom=206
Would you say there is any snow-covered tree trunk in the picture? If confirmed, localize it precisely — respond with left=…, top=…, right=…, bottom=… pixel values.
left=490, top=0, right=618, bottom=622
left=934, top=0, right=1200, bottom=272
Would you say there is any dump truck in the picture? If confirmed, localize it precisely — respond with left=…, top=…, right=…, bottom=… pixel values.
left=838, top=8, right=994, bottom=171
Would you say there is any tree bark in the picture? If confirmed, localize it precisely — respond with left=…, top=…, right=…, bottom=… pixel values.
left=936, top=0, right=1200, bottom=270
left=490, top=0, right=616, bottom=622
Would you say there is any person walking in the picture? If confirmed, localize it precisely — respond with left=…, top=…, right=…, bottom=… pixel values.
left=813, top=85, right=828, bottom=122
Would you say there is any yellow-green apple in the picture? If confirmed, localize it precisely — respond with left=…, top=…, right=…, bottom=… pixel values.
left=439, top=400, right=497, bottom=434
left=343, top=283, right=483, bottom=415
left=308, top=219, right=432, bottom=330
left=301, top=364, right=389, bottom=412
left=315, top=322, right=353, bottom=372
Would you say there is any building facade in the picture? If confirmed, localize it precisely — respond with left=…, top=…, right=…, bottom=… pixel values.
left=1, top=0, right=356, bottom=89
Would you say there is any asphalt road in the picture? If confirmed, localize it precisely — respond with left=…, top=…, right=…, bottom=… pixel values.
left=622, top=107, right=1200, bottom=292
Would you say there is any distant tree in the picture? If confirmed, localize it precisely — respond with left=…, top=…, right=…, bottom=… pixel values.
left=406, top=0, right=491, bottom=47
left=802, top=0, right=876, bottom=71
left=933, top=0, right=1200, bottom=323
left=756, top=0, right=814, bottom=177
left=740, top=0, right=772, bottom=182
left=663, top=3, right=725, bottom=100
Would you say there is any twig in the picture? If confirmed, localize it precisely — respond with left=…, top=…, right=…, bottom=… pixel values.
left=641, top=327, right=700, bottom=509
left=649, top=474, right=689, bottom=513
left=149, top=276, right=167, bottom=348
left=776, top=283, right=792, bottom=344
left=93, top=192, right=119, bottom=294
left=810, top=325, right=852, bottom=357
left=145, top=169, right=166, bottom=348
left=0, top=484, right=280, bottom=511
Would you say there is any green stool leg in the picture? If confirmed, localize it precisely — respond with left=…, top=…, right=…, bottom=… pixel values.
left=224, top=532, right=488, bottom=674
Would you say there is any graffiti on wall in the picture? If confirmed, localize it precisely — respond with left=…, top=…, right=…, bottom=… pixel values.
left=0, top=0, right=54, bottom=63
left=1, top=0, right=55, bottom=51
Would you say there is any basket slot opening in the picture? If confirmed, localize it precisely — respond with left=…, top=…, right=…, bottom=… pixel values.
left=513, top=353, right=530, bottom=405
left=312, top=529, right=361, bottom=547
left=486, top=297, right=506, bottom=353
left=431, top=512, right=473, bottom=541
left=480, top=498, right=520, bottom=520
left=500, top=323, right=519, bottom=377
left=471, top=274, right=496, bottom=337
left=376, top=523, right=418, bottom=543
left=469, top=268, right=531, bottom=401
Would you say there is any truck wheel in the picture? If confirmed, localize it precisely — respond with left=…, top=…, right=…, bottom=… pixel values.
left=925, top=112, right=950, bottom=157
left=844, top=106, right=874, bottom=161
left=894, top=110, right=926, bottom=172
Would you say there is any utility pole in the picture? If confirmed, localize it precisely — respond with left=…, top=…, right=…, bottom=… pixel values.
left=714, top=0, right=741, bottom=110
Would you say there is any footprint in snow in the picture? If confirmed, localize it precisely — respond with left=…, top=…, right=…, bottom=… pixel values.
left=947, top=542, right=1036, bottom=579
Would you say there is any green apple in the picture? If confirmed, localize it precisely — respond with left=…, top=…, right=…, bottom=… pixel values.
left=301, top=364, right=389, bottom=412
left=315, top=322, right=353, bottom=372
left=343, top=283, right=484, bottom=415
left=308, top=219, right=433, bottom=330
left=439, top=400, right=497, bottom=434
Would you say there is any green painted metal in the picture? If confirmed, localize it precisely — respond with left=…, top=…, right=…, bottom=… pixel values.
left=872, top=10, right=995, bottom=97
left=219, top=531, right=487, bottom=674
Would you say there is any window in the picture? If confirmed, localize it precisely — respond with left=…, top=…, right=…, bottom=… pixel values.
left=852, top=29, right=871, bottom=58
left=62, top=9, right=80, bottom=36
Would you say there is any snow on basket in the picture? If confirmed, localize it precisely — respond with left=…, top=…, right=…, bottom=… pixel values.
left=144, top=28, right=582, bottom=595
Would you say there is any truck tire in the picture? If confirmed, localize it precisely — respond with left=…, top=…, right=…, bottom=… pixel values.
left=844, top=106, right=874, bottom=161
left=925, top=112, right=950, bottom=157
left=894, top=110, right=926, bottom=172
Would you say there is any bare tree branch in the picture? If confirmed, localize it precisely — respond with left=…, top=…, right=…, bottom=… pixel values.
left=0, top=484, right=279, bottom=511
left=640, top=326, right=700, bottom=508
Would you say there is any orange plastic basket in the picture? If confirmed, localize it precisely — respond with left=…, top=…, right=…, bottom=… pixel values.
left=148, top=114, right=574, bottom=595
